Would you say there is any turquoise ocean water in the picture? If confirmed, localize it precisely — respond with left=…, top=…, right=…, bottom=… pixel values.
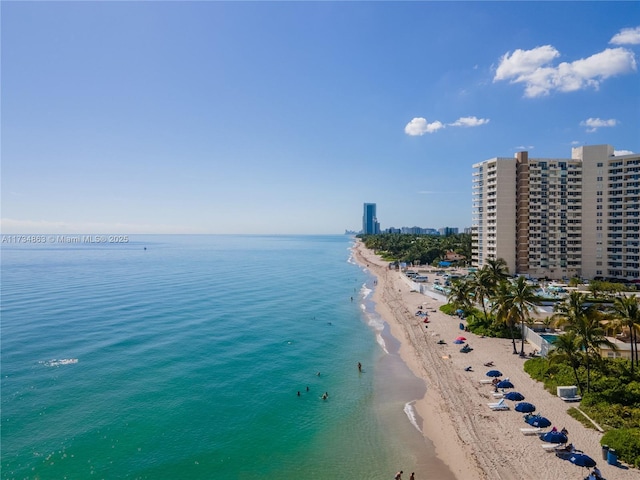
left=1, top=235, right=454, bottom=479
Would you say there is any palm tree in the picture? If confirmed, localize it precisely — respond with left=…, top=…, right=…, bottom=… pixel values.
left=553, top=291, right=616, bottom=392
left=507, top=276, right=541, bottom=356
left=548, top=330, right=584, bottom=395
left=492, top=280, right=519, bottom=354
left=447, top=278, right=474, bottom=312
left=485, top=257, right=510, bottom=283
left=611, top=294, right=640, bottom=376
left=588, top=280, right=602, bottom=299
left=471, top=267, right=495, bottom=323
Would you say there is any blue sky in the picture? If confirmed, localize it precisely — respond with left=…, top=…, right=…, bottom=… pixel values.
left=2, top=1, right=639, bottom=234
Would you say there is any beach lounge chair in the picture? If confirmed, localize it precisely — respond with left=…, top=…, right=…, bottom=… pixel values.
left=541, top=443, right=562, bottom=451
left=487, top=399, right=509, bottom=410
left=520, top=427, right=542, bottom=435
left=492, top=392, right=504, bottom=399
left=479, top=379, right=493, bottom=384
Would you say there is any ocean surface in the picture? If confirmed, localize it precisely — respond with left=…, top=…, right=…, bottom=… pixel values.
left=1, top=235, right=454, bottom=479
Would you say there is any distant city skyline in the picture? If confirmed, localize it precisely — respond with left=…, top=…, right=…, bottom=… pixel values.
left=2, top=3, right=639, bottom=234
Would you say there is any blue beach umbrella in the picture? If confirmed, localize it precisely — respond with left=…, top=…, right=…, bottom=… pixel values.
left=541, top=431, right=568, bottom=444
left=503, top=391, right=525, bottom=401
left=568, top=453, right=597, bottom=468
left=486, top=370, right=503, bottom=377
left=453, top=339, right=465, bottom=344
left=525, top=415, right=551, bottom=428
left=515, top=402, right=536, bottom=413
left=496, top=380, right=514, bottom=389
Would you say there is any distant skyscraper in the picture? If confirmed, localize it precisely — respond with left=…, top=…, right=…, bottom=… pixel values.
left=439, top=227, right=459, bottom=236
left=362, top=203, right=380, bottom=234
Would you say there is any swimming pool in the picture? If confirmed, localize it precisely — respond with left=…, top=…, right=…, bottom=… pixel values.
left=540, top=334, right=559, bottom=344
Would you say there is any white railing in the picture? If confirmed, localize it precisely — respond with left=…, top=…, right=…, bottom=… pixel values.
left=522, top=326, right=553, bottom=357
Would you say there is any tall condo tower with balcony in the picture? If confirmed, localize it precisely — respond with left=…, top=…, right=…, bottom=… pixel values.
left=362, top=203, right=380, bottom=235
left=472, top=145, right=640, bottom=281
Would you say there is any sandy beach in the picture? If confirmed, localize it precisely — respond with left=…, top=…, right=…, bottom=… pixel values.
left=354, top=240, right=637, bottom=480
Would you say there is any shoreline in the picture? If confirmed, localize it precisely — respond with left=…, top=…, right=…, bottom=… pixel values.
left=353, top=239, right=637, bottom=480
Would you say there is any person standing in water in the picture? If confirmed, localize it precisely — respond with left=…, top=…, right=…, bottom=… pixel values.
left=357, top=362, right=362, bottom=372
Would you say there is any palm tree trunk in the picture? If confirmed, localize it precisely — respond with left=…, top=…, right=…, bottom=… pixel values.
left=630, top=328, right=636, bottom=378
left=510, top=323, right=518, bottom=354
left=585, top=353, right=591, bottom=393
left=632, top=328, right=636, bottom=376
left=520, top=319, right=526, bottom=355
left=572, top=366, right=583, bottom=396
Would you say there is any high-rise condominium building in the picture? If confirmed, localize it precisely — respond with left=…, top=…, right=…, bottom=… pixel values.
left=472, top=145, right=640, bottom=281
left=362, top=203, right=380, bottom=235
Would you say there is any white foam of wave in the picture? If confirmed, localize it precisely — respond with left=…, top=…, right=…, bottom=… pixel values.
left=404, top=401, right=422, bottom=433
left=376, top=333, right=389, bottom=354
left=361, top=304, right=384, bottom=330
left=41, top=358, right=78, bottom=367
left=361, top=284, right=372, bottom=299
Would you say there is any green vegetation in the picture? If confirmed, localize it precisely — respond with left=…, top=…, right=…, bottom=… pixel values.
left=360, top=234, right=640, bottom=467
left=359, top=233, right=471, bottom=266
left=566, top=407, right=596, bottom=430
left=601, top=429, right=640, bottom=468
left=524, top=355, right=640, bottom=466
left=589, top=279, right=637, bottom=298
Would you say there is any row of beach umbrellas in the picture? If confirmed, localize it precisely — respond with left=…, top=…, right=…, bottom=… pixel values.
left=483, top=368, right=597, bottom=469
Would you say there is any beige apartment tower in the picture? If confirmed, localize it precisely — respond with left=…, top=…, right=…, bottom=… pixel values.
left=472, top=145, right=640, bottom=281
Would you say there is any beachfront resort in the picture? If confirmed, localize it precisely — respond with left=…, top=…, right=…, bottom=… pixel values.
left=472, top=144, right=640, bottom=283
left=355, top=144, right=640, bottom=477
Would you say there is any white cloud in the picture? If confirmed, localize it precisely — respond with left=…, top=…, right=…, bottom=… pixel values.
left=449, top=116, right=490, bottom=127
left=580, top=117, right=618, bottom=132
left=614, top=149, right=635, bottom=156
left=405, top=115, right=490, bottom=135
left=494, top=45, right=560, bottom=81
left=404, top=117, right=445, bottom=135
left=494, top=45, right=637, bottom=97
left=515, top=145, right=535, bottom=150
left=610, top=26, right=640, bottom=45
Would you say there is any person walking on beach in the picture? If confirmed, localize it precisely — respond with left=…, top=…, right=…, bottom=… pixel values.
left=409, top=473, right=415, bottom=480
left=395, top=470, right=403, bottom=480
